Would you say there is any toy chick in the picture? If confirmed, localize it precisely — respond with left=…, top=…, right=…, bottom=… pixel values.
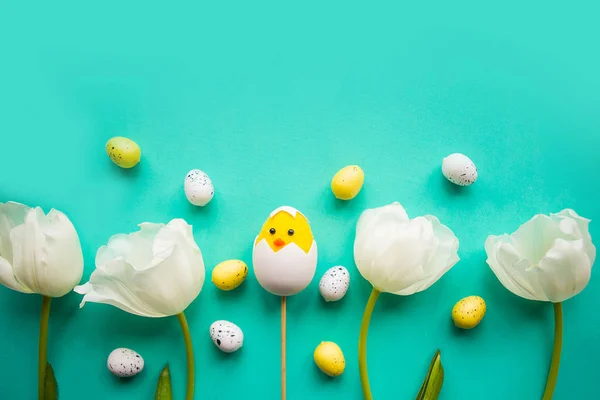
left=252, top=206, right=318, bottom=296
left=252, top=206, right=318, bottom=400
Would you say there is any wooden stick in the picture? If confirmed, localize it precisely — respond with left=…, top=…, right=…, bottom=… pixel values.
left=281, top=296, right=287, bottom=400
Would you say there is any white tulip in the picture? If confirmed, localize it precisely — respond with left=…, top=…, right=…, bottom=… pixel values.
left=75, top=218, right=205, bottom=318
left=355, top=202, right=459, bottom=400
left=354, top=202, right=460, bottom=295
left=0, top=201, right=84, bottom=399
left=0, top=201, right=84, bottom=297
left=485, top=209, right=596, bottom=303
left=485, top=209, right=596, bottom=399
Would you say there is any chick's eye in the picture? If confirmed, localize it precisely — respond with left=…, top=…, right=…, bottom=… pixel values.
left=288, top=229, right=294, bottom=236
left=269, top=228, right=276, bottom=234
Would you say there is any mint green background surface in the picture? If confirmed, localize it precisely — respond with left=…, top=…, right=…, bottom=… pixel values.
left=1, top=1, right=599, bottom=399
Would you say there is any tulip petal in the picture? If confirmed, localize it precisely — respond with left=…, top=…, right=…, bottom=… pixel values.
left=75, top=282, right=159, bottom=317
left=510, top=214, right=564, bottom=265
left=354, top=202, right=411, bottom=289
left=132, top=225, right=204, bottom=316
left=355, top=220, right=420, bottom=293
left=0, top=256, right=32, bottom=293
left=381, top=217, right=435, bottom=292
left=536, top=239, right=592, bottom=302
left=100, top=223, right=163, bottom=271
left=74, top=259, right=164, bottom=317
left=95, top=245, right=119, bottom=270
left=394, top=216, right=459, bottom=295
left=551, top=209, right=596, bottom=266
left=0, top=201, right=30, bottom=264
left=10, top=208, right=83, bottom=297
left=356, top=202, right=409, bottom=241
left=485, top=235, right=543, bottom=300
left=166, top=219, right=200, bottom=251
left=9, top=209, right=43, bottom=293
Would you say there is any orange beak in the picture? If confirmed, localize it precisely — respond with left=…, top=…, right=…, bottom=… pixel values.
left=273, top=238, right=285, bottom=247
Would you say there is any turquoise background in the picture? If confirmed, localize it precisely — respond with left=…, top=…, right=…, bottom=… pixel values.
left=0, top=0, right=599, bottom=399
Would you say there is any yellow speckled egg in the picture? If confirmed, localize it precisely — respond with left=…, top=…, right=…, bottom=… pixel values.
left=106, top=137, right=141, bottom=168
left=212, top=260, right=248, bottom=291
left=331, top=165, right=364, bottom=200
left=314, top=341, right=345, bottom=377
left=452, top=296, right=486, bottom=329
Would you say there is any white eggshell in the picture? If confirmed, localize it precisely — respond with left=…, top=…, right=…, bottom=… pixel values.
left=442, top=153, right=478, bottom=186
left=252, top=238, right=318, bottom=297
left=210, top=320, right=244, bottom=353
left=184, top=169, right=214, bottom=206
left=107, top=348, right=144, bottom=378
left=319, top=266, right=350, bottom=302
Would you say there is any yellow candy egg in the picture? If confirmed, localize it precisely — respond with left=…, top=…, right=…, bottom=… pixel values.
left=212, top=260, right=248, bottom=291
left=106, top=137, right=141, bottom=168
left=331, top=165, right=364, bottom=200
left=314, top=341, right=345, bottom=377
left=452, top=295, right=486, bottom=329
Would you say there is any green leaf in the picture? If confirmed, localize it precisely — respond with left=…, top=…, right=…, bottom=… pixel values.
left=416, top=350, right=444, bottom=400
left=154, top=364, right=173, bottom=400
left=44, top=362, right=58, bottom=400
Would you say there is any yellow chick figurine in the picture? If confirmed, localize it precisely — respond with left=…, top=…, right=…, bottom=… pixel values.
left=252, top=206, right=318, bottom=296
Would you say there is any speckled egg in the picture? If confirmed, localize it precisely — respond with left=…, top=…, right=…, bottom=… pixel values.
left=331, top=165, right=364, bottom=200
left=442, top=153, right=478, bottom=186
left=319, top=266, right=350, bottom=302
left=105, top=137, right=141, bottom=168
left=210, top=320, right=244, bottom=353
left=452, top=296, right=486, bottom=329
left=107, top=348, right=144, bottom=378
left=314, top=341, right=345, bottom=377
left=212, top=259, right=248, bottom=291
left=184, top=169, right=214, bottom=206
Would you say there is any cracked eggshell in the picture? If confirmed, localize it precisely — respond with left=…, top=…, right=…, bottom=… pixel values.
left=184, top=169, right=214, bottom=206
left=319, top=266, right=350, bottom=302
left=442, top=153, right=478, bottom=186
left=107, top=348, right=144, bottom=378
left=210, top=320, right=244, bottom=353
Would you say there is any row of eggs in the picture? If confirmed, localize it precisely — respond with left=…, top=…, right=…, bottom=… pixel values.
left=179, top=152, right=478, bottom=211
left=108, top=294, right=486, bottom=379
left=107, top=320, right=246, bottom=378
left=106, top=137, right=478, bottom=213
left=107, top=322, right=344, bottom=378
left=213, top=259, right=350, bottom=302
left=181, top=163, right=371, bottom=208
left=208, top=319, right=348, bottom=380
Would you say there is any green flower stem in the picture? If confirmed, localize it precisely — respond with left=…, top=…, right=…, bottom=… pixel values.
left=542, top=302, right=563, bottom=400
left=38, top=296, right=51, bottom=400
left=177, top=312, right=195, bottom=400
left=358, top=287, right=381, bottom=400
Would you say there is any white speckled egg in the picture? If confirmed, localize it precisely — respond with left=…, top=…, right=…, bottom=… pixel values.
left=210, top=320, right=244, bottom=353
left=184, top=169, right=214, bottom=206
left=442, top=153, right=478, bottom=186
left=107, top=348, right=144, bottom=378
left=319, top=266, right=350, bottom=302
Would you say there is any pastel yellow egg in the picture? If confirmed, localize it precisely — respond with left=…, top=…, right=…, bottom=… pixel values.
left=212, top=260, right=248, bottom=291
left=106, top=137, right=141, bottom=168
left=331, top=165, right=364, bottom=200
left=452, top=296, right=486, bottom=329
left=314, top=341, right=345, bottom=377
